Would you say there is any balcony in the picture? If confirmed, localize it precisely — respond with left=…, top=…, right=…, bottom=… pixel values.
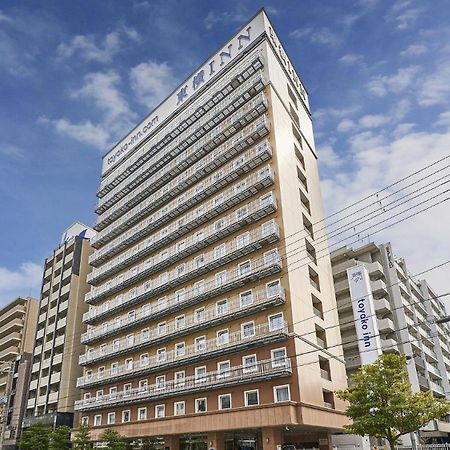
left=80, top=285, right=285, bottom=365
left=95, top=74, right=267, bottom=223
left=29, top=379, right=38, bottom=390
left=374, top=298, right=391, bottom=315
left=377, top=317, right=395, bottom=334
left=381, top=338, right=399, bottom=353
left=75, top=356, right=291, bottom=411
left=97, top=56, right=264, bottom=199
left=430, top=380, right=444, bottom=395
left=53, top=353, right=63, bottom=365
left=88, top=193, right=277, bottom=288
left=371, top=279, right=388, bottom=298
left=92, top=106, right=270, bottom=250
left=77, top=321, right=289, bottom=388
left=82, top=251, right=282, bottom=336
left=87, top=219, right=278, bottom=307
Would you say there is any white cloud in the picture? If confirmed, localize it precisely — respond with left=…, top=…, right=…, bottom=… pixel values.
left=39, top=117, right=109, bottom=149
left=204, top=10, right=247, bottom=29
left=57, top=31, right=121, bottom=63
left=318, top=144, right=343, bottom=169
left=0, top=10, right=12, bottom=23
left=386, top=0, right=422, bottom=30
left=339, top=53, right=364, bottom=66
left=0, top=262, right=42, bottom=306
left=290, top=27, right=341, bottom=46
left=337, top=119, right=356, bottom=133
left=129, top=61, right=178, bottom=110
left=400, top=44, right=427, bottom=57
left=367, top=66, right=420, bottom=96
left=358, top=114, right=390, bottom=129
left=417, top=61, right=450, bottom=107
left=0, top=143, right=26, bottom=160
left=437, top=111, right=450, bottom=127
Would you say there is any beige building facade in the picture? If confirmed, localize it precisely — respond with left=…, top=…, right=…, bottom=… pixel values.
left=23, top=222, right=95, bottom=431
left=75, top=10, right=349, bottom=450
left=0, top=296, right=39, bottom=450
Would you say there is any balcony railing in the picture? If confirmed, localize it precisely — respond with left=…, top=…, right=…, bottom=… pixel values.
left=88, top=140, right=273, bottom=284
left=90, top=121, right=272, bottom=268
left=92, top=100, right=269, bottom=249
left=97, top=55, right=264, bottom=198
left=87, top=218, right=278, bottom=307
left=75, top=356, right=291, bottom=411
left=80, top=285, right=285, bottom=364
left=87, top=192, right=277, bottom=287
left=96, top=72, right=266, bottom=219
left=77, top=321, right=289, bottom=388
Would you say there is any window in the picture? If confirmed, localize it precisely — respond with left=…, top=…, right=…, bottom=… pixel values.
left=138, top=407, right=147, bottom=421
left=218, top=360, right=230, bottom=378
left=177, top=241, right=186, bottom=252
left=235, top=180, right=246, bottom=193
left=156, top=375, right=166, bottom=390
left=214, top=244, right=226, bottom=259
left=158, top=297, right=168, bottom=310
left=175, top=315, right=185, bottom=330
left=84, top=393, right=91, bottom=401
left=142, top=328, right=150, bottom=340
left=267, top=280, right=281, bottom=297
left=238, top=261, right=251, bottom=276
left=269, top=312, right=284, bottom=331
left=242, top=321, right=255, bottom=338
left=195, top=255, right=205, bottom=268
left=271, top=348, right=287, bottom=367
left=126, top=334, right=134, bottom=346
left=112, top=339, right=120, bottom=351
left=100, top=344, right=107, bottom=355
left=214, top=195, right=224, bottom=207
left=262, top=220, right=275, bottom=237
left=175, top=371, right=185, bottom=387
left=158, top=322, right=167, bottom=336
left=219, top=394, right=232, bottom=410
left=216, top=299, right=228, bottom=315
left=217, top=329, right=229, bottom=345
left=245, top=390, right=259, bottom=406
left=240, top=290, right=253, bottom=307
left=176, top=288, right=186, bottom=303
left=215, top=271, right=227, bottom=287
left=122, top=410, right=130, bottom=423
left=81, top=416, right=89, bottom=426
left=96, top=390, right=103, bottom=399
left=195, top=398, right=207, bottom=413
left=236, top=232, right=250, bottom=249
left=196, top=207, right=204, bottom=217
left=140, top=353, right=149, bottom=367
left=98, top=367, right=105, bottom=378
left=243, top=354, right=258, bottom=373
left=155, top=404, right=165, bottom=418
left=195, top=336, right=206, bottom=351
left=160, top=250, right=168, bottom=261
left=157, top=348, right=166, bottom=361
left=160, top=272, right=169, bottom=285
left=214, top=170, right=224, bottom=181
left=195, top=307, right=205, bottom=322
left=236, top=206, right=248, bottom=219
left=195, top=366, right=207, bottom=383
left=175, top=342, right=185, bottom=357
left=94, top=414, right=102, bottom=426
left=194, top=281, right=205, bottom=295
left=107, top=412, right=115, bottom=424
left=177, top=264, right=185, bottom=277
left=195, top=231, right=205, bottom=242
left=109, top=386, right=117, bottom=398
left=264, top=250, right=278, bottom=265
left=274, top=385, right=290, bottom=402
left=123, top=383, right=131, bottom=395
left=260, top=193, right=272, bottom=207
left=111, top=362, right=118, bottom=375
left=287, top=84, right=298, bottom=108
left=139, top=379, right=148, bottom=390
left=174, top=401, right=185, bottom=416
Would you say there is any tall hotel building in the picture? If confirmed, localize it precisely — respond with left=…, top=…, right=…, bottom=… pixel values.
left=76, top=10, right=349, bottom=449
left=24, top=223, right=95, bottom=430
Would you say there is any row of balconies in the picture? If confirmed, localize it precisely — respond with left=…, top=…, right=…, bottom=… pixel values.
left=91, top=133, right=273, bottom=271
left=80, top=284, right=285, bottom=365
left=32, top=352, right=63, bottom=373
left=86, top=218, right=278, bottom=307
left=97, top=55, right=264, bottom=198
left=96, top=72, right=266, bottom=220
left=87, top=168, right=275, bottom=305
left=77, top=320, right=289, bottom=388
left=88, top=193, right=277, bottom=287
left=75, top=356, right=291, bottom=411
left=92, top=100, right=269, bottom=248
left=94, top=130, right=271, bottom=241
left=89, top=141, right=273, bottom=284
left=82, top=250, right=282, bottom=330
left=91, top=115, right=271, bottom=257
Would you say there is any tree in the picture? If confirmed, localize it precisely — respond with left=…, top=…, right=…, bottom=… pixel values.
left=73, top=423, right=92, bottom=449
left=49, top=425, right=71, bottom=450
left=102, top=428, right=126, bottom=450
left=337, top=354, right=450, bottom=449
left=19, top=422, right=51, bottom=450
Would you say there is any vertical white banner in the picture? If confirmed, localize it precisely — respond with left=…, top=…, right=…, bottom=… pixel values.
left=347, top=265, right=382, bottom=365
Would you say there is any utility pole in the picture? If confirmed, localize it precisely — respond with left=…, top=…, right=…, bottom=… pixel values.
left=0, top=360, right=16, bottom=450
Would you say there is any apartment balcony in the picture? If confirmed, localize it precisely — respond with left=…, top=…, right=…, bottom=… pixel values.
left=334, top=279, right=349, bottom=296
left=77, top=321, right=289, bottom=388
left=80, top=285, right=285, bottom=365
left=88, top=194, right=277, bottom=288
left=91, top=153, right=272, bottom=273
left=95, top=74, right=267, bottom=223
left=82, top=252, right=282, bottom=336
left=32, top=362, right=40, bottom=373
left=320, top=369, right=331, bottom=381
left=374, top=298, right=391, bottom=315
left=39, top=376, right=49, bottom=387
left=92, top=109, right=270, bottom=250
left=430, top=380, right=444, bottom=395
left=427, top=364, right=441, bottom=378
left=29, top=379, right=38, bottom=391
left=371, top=279, right=388, bottom=298
left=33, top=345, right=43, bottom=356
left=75, top=356, right=291, bottom=411
left=87, top=219, right=278, bottom=309
left=0, top=317, right=23, bottom=339
left=36, top=395, right=47, bottom=406
left=418, top=374, right=430, bottom=390
left=0, top=332, right=21, bottom=350
left=381, top=338, right=399, bottom=353
left=38, top=312, right=46, bottom=324
left=0, top=345, right=19, bottom=360
left=378, top=317, right=395, bottom=334
left=367, top=261, right=384, bottom=279
left=42, top=280, right=51, bottom=294
left=53, top=353, right=63, bottom=365
left=332, top=259, right=355, bottom=278
left=48, top=392, right=58, bottom=403
left=423, top=345, right=438, bottom=362
left=50, top=372, right=61, bottom=384
left=56, top=317, right=67, bottom=330
left=60, top=283, right=71, bottom=297
left=27, top=398, right=36, bottom=408
left=414, top=355, right=426, bottom=370
left=97, top=55, right=264, bottom=199
left=40, top=297, right=49, bottom=308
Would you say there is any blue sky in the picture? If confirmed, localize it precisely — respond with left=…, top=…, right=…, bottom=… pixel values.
left=1, top=0, right=450, bottom=305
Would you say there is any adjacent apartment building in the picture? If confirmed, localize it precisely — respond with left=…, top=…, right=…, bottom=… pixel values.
left=332, top=242, right=450, bottom=442
left=75, top=10, right=349, bottom=450
left=0, top=296, right=39, bottom=450
left=23, top=223, right=95, bottom=431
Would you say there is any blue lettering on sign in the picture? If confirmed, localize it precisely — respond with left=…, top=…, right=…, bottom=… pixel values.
left=192, top=70, right=205, bottom=90
left=219, top=44, right=232, bottom=66
left=237, top=26, right=252, bottom=49
left=177, top=86, right=188, bottom=105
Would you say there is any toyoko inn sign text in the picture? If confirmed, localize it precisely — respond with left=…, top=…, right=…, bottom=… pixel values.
left=102, top=13, right=268, bottom=175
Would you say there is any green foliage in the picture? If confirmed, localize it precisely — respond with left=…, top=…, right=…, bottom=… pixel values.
left=102, top=428, right=126, bottom=450
left=19, top=422, right=51, bottom=450
left=337, top=354, right=450, bottom=447
left=49, top=425, right=71, bottom=450
left=73, top=424, right=92, bottom=449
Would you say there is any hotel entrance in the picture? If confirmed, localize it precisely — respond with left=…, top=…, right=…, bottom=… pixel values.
left=224, top=430, right=261, bottom=450
left=179, top=434, right=208, bottom=450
